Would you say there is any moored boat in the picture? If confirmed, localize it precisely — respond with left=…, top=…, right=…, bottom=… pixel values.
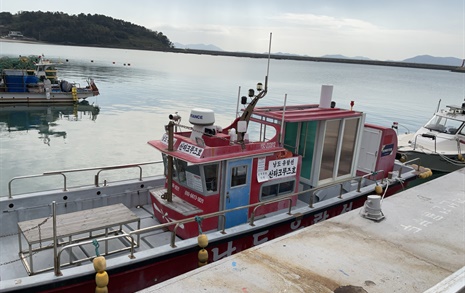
left=0, top=77, right=425, bottom=292
left=395, top=99, right=465, bottom=172
left=0, top=55, right=99, bottom=103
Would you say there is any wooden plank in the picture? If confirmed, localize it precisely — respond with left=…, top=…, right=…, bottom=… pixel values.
left=18, top=204, right=138, bottom=244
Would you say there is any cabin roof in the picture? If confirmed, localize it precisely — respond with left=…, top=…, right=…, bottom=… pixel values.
left=253, top=104, right=363, bottom=122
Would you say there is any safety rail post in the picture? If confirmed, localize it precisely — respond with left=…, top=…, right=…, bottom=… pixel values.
left=403, top=157, right=422, bottom=171
left=95, top=165, right=143, bottom=187
left=249, top=198, right=293, bottom=226
left=356, top=170, right=384, bottom=192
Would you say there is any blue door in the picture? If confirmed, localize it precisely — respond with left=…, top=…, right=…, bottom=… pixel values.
left=224, top=158, right=252, bottom=228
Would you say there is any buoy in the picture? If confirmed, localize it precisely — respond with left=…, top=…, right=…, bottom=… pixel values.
left=198, top=234, right=208, bottom=248
left=198, top=249, right=208, bottom=263
left=93, top=255, right=109, bottom=292
left=95, top=271, right=109, bottom=288
left=375, top=185, right=383, bottom=195
left=93, top=256, right=106, bottom=272
left=95, top=287, right=108, bottom=293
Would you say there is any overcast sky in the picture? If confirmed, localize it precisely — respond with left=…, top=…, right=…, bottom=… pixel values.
left=1, top=0, right=464, bottom=60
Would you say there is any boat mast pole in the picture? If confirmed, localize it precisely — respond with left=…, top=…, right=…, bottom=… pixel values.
left=165, top=121, right=174, bottom=202
left=237, top=33, right=272, bottom=143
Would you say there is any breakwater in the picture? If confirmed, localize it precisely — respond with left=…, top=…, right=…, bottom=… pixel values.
left=169, top=48, right=465, bottom=73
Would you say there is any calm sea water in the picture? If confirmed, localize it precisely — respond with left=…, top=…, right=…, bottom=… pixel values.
left=1, top=41, right=464, bottom=196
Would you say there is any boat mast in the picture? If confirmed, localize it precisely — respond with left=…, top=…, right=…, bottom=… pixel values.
left=237, top=33, right=272, bottom=143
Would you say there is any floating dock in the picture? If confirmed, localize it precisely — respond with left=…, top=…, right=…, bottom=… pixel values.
left=140, top=168, right=465, bottom=293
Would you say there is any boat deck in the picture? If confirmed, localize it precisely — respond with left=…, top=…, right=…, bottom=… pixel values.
left=140, top=168, right=465, bottom=293
left=0, top=203, right=173, bottom=281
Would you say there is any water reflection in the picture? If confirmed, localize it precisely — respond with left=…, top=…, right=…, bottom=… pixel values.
left=0, top=101, right=100, bottom=145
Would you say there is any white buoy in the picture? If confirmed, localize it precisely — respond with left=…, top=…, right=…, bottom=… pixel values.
left=361, top=195, right=385, bottom=221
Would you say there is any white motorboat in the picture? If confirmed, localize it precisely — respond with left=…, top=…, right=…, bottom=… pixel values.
left=396, top=99, right=465, bottom=172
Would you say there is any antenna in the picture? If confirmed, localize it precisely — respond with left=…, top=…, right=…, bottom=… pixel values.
left=264, top=32, right=272, bottom=91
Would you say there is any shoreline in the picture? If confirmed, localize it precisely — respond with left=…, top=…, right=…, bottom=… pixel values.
left=2, top=39, right=463, bottom=73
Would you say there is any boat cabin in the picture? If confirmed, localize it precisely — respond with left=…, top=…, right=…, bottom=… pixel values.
left=148, top=91, right=398, bottom=239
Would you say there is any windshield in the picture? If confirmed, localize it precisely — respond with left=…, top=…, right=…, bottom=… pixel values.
left=424, top=115, right=463, bottom=134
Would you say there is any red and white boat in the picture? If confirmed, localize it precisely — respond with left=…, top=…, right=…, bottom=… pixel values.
left=0, top=79, right=424, bottom=292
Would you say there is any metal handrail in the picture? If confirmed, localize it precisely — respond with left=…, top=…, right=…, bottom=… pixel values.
left=413, top=133, right=437, bottom=152
left=8, top=173, right=66, bottom=199
left=7, top=161, right=163, bottom=198
left=55, top=233, right=134, bottom=276
left=47, top=168, right=396, bottom=276
left=127, top=169, right=389, bottom=250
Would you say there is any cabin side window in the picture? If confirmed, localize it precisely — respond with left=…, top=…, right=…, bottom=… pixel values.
left=162, top=155, right=219, bottom=194
left=260, top=179, right=295, bottom=200
left=204, top=164, right=219, bottom=192
left=425, top=115, right=463, bottom=134
left=162, top=154, right=177, bottom=178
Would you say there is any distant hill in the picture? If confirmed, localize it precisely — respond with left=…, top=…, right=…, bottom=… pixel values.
left=322, top=54, right=372, bottom=61
left=322, top=54, right=462, bottom=66
left=174, top=42, right=223, bottom=51
left=0, top=11, right=173, bottom=50
left=402, top=55, right=462, bottom=66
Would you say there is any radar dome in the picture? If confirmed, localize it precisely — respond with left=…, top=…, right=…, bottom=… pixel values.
left=189, top=108, right=215, bottom=126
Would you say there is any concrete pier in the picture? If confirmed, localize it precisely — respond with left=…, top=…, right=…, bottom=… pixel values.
left=140, top=168, right=465, bottom=293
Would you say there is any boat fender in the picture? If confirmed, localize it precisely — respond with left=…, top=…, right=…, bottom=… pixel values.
left=198, top=234, right=208, bottom=248
left=198, top=249, right=208, bottom=266
left=375, top=185, right=383, bottom=195
left=93, top=256, right=106, bottom=272
left=95, top=271, right=109, bottom=288
left=458, top=154, right=464, bottom=162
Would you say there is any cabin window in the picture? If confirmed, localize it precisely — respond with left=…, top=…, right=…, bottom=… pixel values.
left=162, top=154, right=177, bottom=178
left=231, top=165, right=247, bottom=187
left=318, top=117, right=361, bottom=184
left=319, top=119, right=340, bottom=181
left=425, top=115, right=463, bottom=134
left=174, top=159, right=203, bottom=193
left=260, top=179, right=295, bottom=200
left=338, top=118, right=358, bottom=176
left=204, top=164, right=219, bottom=192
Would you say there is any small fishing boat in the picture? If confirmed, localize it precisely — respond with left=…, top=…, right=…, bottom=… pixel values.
left=0, top=55, right=99, bottom=103
left=396, top=99, right=465, bottom=173
left=0, top=77, right=425, bottom=292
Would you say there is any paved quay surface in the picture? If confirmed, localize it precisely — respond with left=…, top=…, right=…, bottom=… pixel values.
left=140, top=169, right=465, bottom=293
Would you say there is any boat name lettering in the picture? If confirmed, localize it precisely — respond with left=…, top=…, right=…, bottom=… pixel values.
left=253, top=230, right=269, bottom=246
left=340, top=202, right=353, bottom=214
left=313, top=210, right=329, bottom=224
left=184, top=190, right=204, bottom=204
left=211, top=241, right=237, bottom=262
left=178, top=141, right=204, bottom=157
left=161, top=133, right=177, bottom=145
left=267, top=157, right=299, bottom=179
left=260, top=142, right=276, bottom=149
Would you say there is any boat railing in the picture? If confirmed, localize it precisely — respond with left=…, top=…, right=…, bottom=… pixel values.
left=403, top=157, right=422, bottom=171
left=51, top=169, right=391, bottom=276
left=7, top=161, right=163, bottom=198
left=129, top=170, right=386, bottom=250
left=55, top=233, right=135, bottom=276
left=413, top=133, right=437, bottom=152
